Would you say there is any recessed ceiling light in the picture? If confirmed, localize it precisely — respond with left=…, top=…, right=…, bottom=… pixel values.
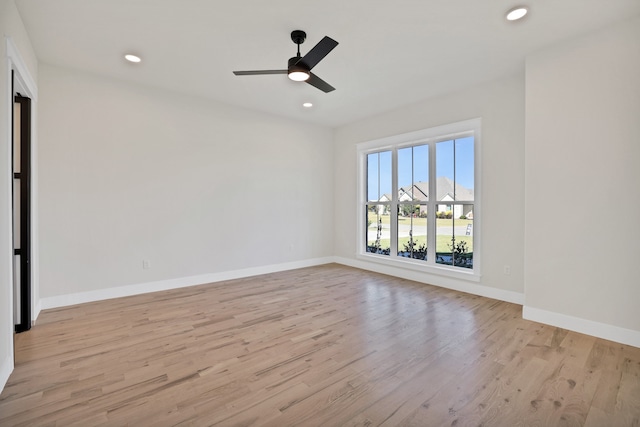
left=506, top=6, right=528, bottom=21
left=124, top=54, right=141, bottom=63
left=303, top=102, right=313, bottom=108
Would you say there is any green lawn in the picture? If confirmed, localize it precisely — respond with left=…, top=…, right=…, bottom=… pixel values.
left=367, top=212, right=473, bottom=229
left=371, top=235, right=473, bottom=253
left=367, top=213, right=474, bottom=253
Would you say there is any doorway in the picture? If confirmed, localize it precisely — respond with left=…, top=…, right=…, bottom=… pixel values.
left=13, top=82, right=32, bottom=333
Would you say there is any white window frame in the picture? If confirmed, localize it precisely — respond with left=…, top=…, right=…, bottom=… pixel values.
left=356, top=118, right=482, bottom=282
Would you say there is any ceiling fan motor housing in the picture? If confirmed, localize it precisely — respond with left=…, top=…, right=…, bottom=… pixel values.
left=288, top=56, right=307, bottom=70
left=291, top=30, right=306, bottom=45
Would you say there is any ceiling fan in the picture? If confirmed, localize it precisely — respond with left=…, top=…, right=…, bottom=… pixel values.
left=233, top=30, right=339, bottom=93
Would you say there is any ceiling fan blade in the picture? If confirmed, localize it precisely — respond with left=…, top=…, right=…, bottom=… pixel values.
left=233, top=70, right=287, bottom=76
left=306, top=72, right=335, bottom=93
left=297, top=36, right=338, bottom=71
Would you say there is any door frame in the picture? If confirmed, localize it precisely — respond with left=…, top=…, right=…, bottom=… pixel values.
left=13, top=92, right=31, bottom=332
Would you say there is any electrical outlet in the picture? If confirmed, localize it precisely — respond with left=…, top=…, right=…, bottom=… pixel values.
left=503, top=265, right=511, bottom=275
left=142, top=260, right=150, bottom=270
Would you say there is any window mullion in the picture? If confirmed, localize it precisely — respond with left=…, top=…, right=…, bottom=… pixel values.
left=390, top=148, right=398, bottom=258
left=452, top=140, right=457, bottom=265
left=427, top=142, right=436, bottom=264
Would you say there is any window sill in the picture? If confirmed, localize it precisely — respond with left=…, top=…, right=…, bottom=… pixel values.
left=356, top=252, right=481, bottom=283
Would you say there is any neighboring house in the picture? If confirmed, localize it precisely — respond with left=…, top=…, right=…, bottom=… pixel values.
left=437, top=194, right=474, bottom=219
left=374, top=194, right=392, bottom=214
left=385, top=177, right=474, bottom=218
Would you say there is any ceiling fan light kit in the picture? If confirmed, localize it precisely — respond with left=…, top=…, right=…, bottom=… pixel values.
left=287, top=57, right=310, bottom=81
left=233, top=30, right=338, bottom=93
left=288, top=70, right=310, bottom=81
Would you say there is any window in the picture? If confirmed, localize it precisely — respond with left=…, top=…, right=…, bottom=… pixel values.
left=359, top=119, right=480, bottom=278
left=366, top=151, right=392, bottom=255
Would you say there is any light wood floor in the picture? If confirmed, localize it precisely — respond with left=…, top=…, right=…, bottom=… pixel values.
left=1, top=264, right=639, bottom=426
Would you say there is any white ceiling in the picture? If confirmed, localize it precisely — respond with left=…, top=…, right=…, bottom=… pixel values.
left=15, top=0, right=640, bottom=128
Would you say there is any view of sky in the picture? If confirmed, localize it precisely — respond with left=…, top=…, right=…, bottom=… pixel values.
left=367, top=137, right=474, bottom=201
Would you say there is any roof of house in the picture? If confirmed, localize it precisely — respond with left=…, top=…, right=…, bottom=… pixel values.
left=397, top=177, right=473, bottom=202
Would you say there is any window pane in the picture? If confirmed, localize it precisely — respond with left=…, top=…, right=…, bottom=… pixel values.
left=413, top=144, right=428, bottom=198
left=379, top=151, right=391, bottom=199
left=366, top=205, right=390, bottom=255
left=455, top=137, right=474, bottom=201
left=367, top=153, right=379, bottom=202
left=436, top=140, right=454, bottom=201
left=367, top=151, right=392, bottom=202
left=454, top=204, right=474, bottom=269
left=437, top=138, right=474, bottom=202
left=436, top=210, right=454, bottom=266
left=398, top=145, right=428, bottom=202
left=397, top=204, right=427, bottom=260
left=398, top=147, right=412, bottom=193
left=436, top=204, right=474, bottom=268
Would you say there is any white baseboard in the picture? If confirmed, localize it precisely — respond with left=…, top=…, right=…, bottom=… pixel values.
left=40, top=257, right=334, bottom=310
left=33, top=299, right=41, bottom=323
left=333, top=256, right=525, bottom=305
left=523, top=306, right=640, bottom=348
left=0, top=356, right=13, bottom=394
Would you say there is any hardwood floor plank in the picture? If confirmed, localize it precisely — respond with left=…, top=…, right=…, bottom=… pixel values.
left=1, top=264, right=639, bottom=426
left=614, top=355, right=640, bottom=425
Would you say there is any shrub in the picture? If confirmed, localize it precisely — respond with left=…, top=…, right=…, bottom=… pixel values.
left=448, top=238, right=471, bottom=266
left=402, top=231, right=427, bottom=260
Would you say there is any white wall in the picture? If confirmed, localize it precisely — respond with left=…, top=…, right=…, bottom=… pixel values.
left=524, top=16, right=640, bottom=346
left=38, top=64, right=334, bottom=300
left=0, top=0, right=38, bottom=392
left=333, top=74, right=525, bottom=301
